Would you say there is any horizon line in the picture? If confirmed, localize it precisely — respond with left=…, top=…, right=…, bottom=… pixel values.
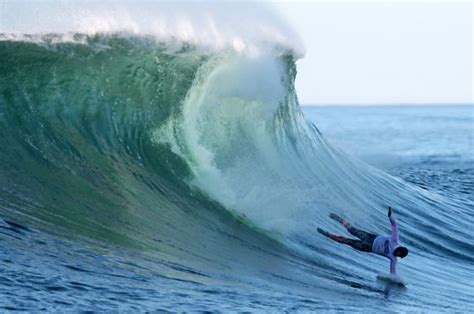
left=301, top=103, right=474, bottom=107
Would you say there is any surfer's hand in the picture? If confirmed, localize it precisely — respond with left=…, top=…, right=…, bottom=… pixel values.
left=388, top=207, right=392, bottom=217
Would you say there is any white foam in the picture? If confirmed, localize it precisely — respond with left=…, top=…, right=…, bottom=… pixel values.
left=0, top=0, right=304, bottom=57
left=153, top=50, right=308, bottom=234
left=377, top=273, right=407, bottom=286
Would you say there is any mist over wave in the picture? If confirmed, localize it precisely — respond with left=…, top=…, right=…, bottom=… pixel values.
left=0, top=0, right=304, bottom=56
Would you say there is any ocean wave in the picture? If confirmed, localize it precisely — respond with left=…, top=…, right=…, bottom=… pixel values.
left=0, top=34, right=473, bottom=310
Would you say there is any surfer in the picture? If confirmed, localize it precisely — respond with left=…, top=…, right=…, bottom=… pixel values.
left=317, top=207, right=408, bottom=275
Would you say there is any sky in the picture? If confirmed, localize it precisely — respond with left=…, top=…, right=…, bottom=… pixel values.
left=273, top=1, right=473, bottom=105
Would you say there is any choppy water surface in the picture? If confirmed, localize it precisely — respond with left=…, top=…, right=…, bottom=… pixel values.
left=304, top=106, right=474, bottom=202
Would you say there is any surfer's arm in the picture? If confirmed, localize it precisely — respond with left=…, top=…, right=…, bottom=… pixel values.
left=388, top=207, right=399, bottom=243
left=390, top=257, right=397, bottom=275
left=390, top=216, right=399, bottom=243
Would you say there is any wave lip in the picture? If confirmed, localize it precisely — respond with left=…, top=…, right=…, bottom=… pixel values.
left=0, top=1, right=304, bottom=57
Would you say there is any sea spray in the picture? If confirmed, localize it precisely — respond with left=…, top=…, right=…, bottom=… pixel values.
left=0, top=0, right=304, bottom=57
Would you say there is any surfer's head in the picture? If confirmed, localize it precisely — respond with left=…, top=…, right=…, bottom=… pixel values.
left=394, top=246, right=409, bottom=258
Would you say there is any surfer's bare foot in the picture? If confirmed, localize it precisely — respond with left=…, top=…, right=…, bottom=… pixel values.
left=329, top=213, right=351, bottom=228
left=317, top=228, right=331, bottom=237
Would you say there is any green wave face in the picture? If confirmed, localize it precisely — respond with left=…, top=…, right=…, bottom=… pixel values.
left=0, top=35, right=300, bottom=248
left=0, top=36, right=207, bottom=244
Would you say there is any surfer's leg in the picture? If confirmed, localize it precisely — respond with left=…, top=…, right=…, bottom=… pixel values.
left=329, top=213, right=376, bottom=241
left=346, top=226, right=377, bottom=242
left=317, top=228, right=372, bottom=252
left=318, top=228, right=346, bottom=242
left=329, top=213, right=351, bottom=227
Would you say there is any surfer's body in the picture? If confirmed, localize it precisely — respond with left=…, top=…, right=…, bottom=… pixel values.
left=318, top=207, right=408, bottom=274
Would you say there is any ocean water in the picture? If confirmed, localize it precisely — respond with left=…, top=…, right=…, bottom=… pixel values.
left=0, top=34, right=473, bottom=312
left=303, top=106, right=474, bottom=203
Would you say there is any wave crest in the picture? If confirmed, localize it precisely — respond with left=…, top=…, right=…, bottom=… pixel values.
left=0, top=1, right=304, bottom=57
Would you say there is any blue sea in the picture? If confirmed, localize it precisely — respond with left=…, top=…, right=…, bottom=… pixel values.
left=0, top=34, right=473, bottom=312
left=303, top=106, right=474, bottom=203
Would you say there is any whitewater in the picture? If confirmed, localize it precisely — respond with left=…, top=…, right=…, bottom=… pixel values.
left=0, top=1, right=472, bottom=311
